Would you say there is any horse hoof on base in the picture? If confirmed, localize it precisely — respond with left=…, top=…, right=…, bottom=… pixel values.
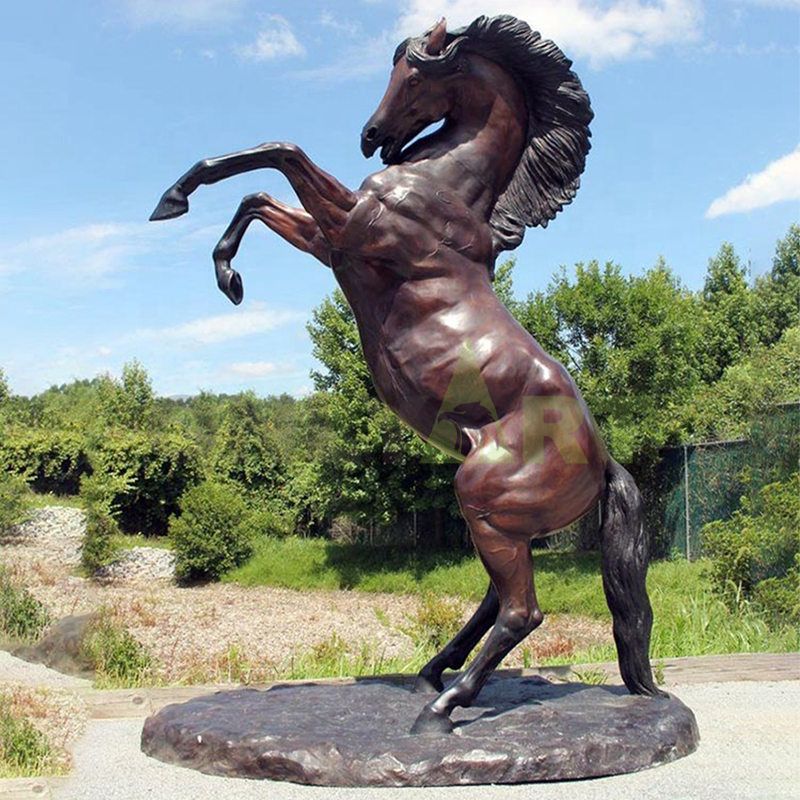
left=412, top=673, right=443, bottom=694
left=150, top=186, right=189, bottom=221
left=410, top=707, right=453, bottom=735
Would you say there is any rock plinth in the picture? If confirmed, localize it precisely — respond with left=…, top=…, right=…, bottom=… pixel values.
left=141, top=676, right=699, bottom=786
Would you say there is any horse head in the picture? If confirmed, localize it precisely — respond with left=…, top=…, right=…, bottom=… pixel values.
left=361, top=18, right=465, bottom=165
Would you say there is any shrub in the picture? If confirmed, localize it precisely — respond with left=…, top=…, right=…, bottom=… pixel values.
left=0, top=474, right=31, bottom=533
left=0, top=699, right=53, bottom=777
left=91, top=430, right=202, bottom=535
left=80, top=611, right=154, bottom=687
left=169, top=482, right=257, bottom=581
left=702, top=475, right=799, bottom=619
left=400, top=593, right=464, bottom=652
left=0, top=429, right=90, bottom=495
left=79, top=474, right=122, bottom=574
left=0, top=569, right=50, bottom=642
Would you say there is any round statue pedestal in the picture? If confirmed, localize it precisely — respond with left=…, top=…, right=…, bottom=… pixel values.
left=141, top=676, right=699, bottom=787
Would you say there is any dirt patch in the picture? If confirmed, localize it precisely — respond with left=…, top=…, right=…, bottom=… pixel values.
left=2, top=508, right=612, bottom=685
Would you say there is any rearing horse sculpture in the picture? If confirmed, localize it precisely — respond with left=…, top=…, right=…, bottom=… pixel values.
left=151, top=14, right=663, bottom=734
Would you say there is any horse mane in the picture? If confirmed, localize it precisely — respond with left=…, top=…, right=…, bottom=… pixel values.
left=395, top=15, right=593, bottom=273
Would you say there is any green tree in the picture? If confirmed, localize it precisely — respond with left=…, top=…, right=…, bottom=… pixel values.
left=699, top=243, right=756, bottom=382
left=752, top=224, right=800, bottom=347
left=0, top=369, right=8, bottom=407
left=97, top=360, right=155, bottom=431
left=518, top=259, right=704, bottom=466
left=210, top=392, right=284, bottom=503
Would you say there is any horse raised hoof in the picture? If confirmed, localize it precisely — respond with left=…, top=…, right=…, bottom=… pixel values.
left=150, top=186, right=189, bottom=221
left=409, top=705, right=454, bottom=735
left=215, top=263, right=244, bottom=305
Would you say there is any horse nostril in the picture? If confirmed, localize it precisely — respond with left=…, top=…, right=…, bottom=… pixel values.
left=364, top=126, right=378, bottom=141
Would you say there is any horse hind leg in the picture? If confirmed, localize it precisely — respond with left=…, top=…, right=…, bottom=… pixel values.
left=411, top=511, right=543, bottom=734
left=413, top=582, right=499, bottom=694
left=600, top=459, right=665, bottom=697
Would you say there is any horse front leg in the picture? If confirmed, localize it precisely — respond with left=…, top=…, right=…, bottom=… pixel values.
left=212, top=192, right=333, bottom=304
left=150, top=142, right=356, bottom=248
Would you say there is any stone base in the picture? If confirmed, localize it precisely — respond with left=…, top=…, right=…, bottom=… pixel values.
left=141, top=676, right=699, bottom=787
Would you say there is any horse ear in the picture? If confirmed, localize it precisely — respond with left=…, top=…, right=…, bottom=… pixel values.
left=426, top=18, right=447, bottom=55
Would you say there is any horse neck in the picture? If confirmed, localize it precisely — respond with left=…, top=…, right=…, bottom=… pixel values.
left=418, top=59, right=527, bottom=216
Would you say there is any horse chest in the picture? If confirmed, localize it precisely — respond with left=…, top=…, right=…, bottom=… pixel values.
left=355, top=173, right=491, bottom=266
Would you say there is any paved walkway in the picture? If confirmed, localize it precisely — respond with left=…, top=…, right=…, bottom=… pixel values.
left=1, top=654, right=798, bottom=800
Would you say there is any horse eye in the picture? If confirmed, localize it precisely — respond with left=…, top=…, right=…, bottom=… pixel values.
left=408, top=75, right=421, bottom=88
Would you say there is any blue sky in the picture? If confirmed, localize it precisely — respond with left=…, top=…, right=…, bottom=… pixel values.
left=0, top=0, right=798, bottom=398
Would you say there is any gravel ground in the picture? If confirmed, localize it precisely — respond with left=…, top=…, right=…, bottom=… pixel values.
left=1, top=507, right=611, bottom=683
left=0, top=652, right=90, bottom=689
left=50, top=681, right=800, bottom=800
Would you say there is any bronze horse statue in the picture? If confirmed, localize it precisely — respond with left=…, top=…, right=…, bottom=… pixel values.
left=151, top=14, right=663, bottom=734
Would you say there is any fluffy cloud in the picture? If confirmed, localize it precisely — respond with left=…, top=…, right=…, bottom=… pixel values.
left=0, top=222, right=158, bottom=282
left=236, top=16, right=305, bottom=61
left=395, top=0, right=703, bottom=66
left=134, top=302, right=305, bottom=345
left=706, top=145, right=800, bottom=218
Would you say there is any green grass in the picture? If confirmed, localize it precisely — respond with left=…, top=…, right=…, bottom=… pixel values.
left=224, top=537, right=800, bottom=662
left=112, top=533, right=173, bottom=551
left=28, top=493, right=84, bottom=510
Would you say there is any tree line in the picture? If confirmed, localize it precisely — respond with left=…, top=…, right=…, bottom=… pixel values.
left=0, top=226, right=797, bottom=546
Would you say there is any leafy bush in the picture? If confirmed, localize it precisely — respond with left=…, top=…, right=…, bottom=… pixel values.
left=80, top=611, right=154, bottom=687
left=169, top=482, right=258, bottom=581
left=0, top=699, right=53, bottom=777
left=0, top=429, right=90, bottom=495
left=752, top=570, right=800, bottom=625
left=400, top=593, right=464, bottom=652
left=702, top=476, right=799, bottom=621
left=79, top=474, right=122, bottom=574
left=0, top=474, right=31, bottom=533
left=0, top=569, right=50, bottom=642
left=91, top=430, right=201, bottom=535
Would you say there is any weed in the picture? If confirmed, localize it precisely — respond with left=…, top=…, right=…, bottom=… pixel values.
left=80, top=610, right=154, bottom=688
left=0, top=699, right=53, bottom=778
left=571, top=667, right=608, bottom=685
left=0, top=568, right=50, bottom=642
left=399, top=593, right=464, bottom=652
left=653, top=661, right=666, bottom=685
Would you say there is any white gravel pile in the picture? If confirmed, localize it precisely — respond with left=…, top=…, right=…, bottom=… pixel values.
left=2, top=506, right=86, bottom=567
left=2, top=505, right=176, bottom=582
left=96, top=547, right=176, bottom=583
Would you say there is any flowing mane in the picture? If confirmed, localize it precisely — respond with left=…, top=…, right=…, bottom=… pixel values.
left=395, top=15, right=593, bottom=267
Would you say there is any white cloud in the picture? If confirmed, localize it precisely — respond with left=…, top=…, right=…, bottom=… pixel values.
left=706, top=145, right=800, bottom=218
left=227, top=360, right=300, bottom=377
left=134, top=302, right=305, bottom=345
left=0, top=222, right=157, bottom=282
left=318, top=11, right=361, bottom=37
left=734, top=0, right=800, bottom=8
left=395, top=0, right=703, bottom=67
left=236, top=16, right=305, bottom=62
left=228, top=361, right=280, bottom=376
left=120, top=0, right=246, bottom=28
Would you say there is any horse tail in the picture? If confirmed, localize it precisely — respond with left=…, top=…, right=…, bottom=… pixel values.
left=599, top=459, right=664, bottom=696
